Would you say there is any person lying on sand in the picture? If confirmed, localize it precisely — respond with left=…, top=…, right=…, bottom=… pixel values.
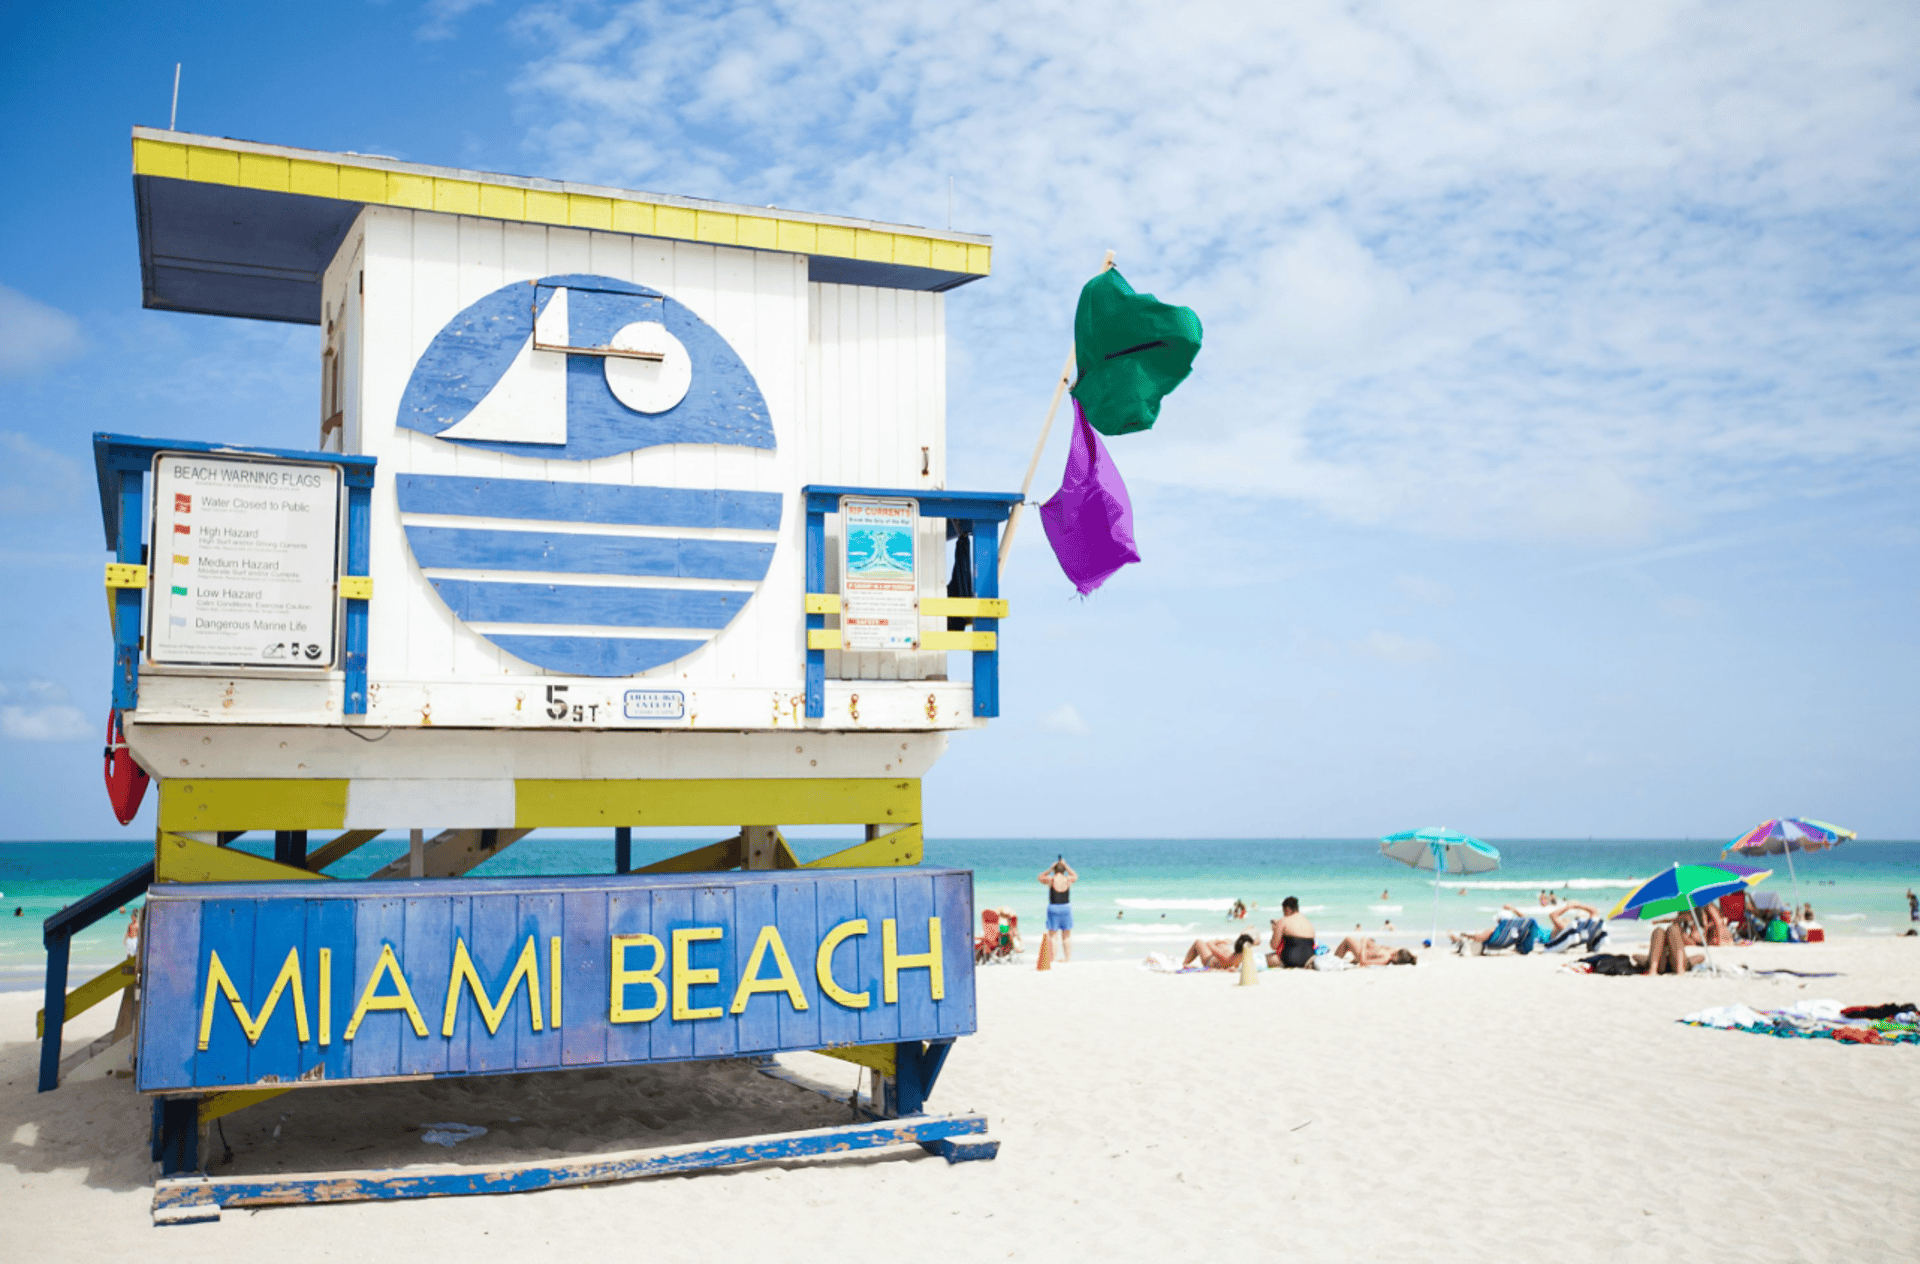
left=1333, top=935, right=1417, bottom=967
left=1266, top=897, right=1316, bottom=968
left=1182, top=933, right=1258, bottom=970
left=1631, top=913, right=1705, bottom=975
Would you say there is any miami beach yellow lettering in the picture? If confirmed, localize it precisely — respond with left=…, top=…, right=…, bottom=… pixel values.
left=609, top=933, right=666, bottom=1023
left=197, top=945, right=311, bottom=1050
left=815, top=919, right=870, bottom=1009
left=442, top=936, right=545, bottom=1036
left=671, top=927, right=725, bottom=1020
left=344, top=943, right=428, bottom=1040
left=882, top=917, right=945, bottom=1003
left=729, top=925, right=809, bottom=1013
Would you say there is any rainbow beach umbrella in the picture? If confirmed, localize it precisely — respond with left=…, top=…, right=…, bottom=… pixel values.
left=1723, top=818, right=1853, bottom=910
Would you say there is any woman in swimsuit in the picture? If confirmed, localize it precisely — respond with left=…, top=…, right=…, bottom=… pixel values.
left=1266, top=896, right=1317, bottom=968
left=1181, top=933, right=1258, bottom=970
left=1333, top=936, right=1418, bottom=967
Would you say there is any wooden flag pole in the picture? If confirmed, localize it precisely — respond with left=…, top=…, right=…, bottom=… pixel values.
left=997, top=250, right=1114, bottom=570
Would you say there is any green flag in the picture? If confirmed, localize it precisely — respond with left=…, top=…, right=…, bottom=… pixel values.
left=1069, top=268, right=1202, bottom=437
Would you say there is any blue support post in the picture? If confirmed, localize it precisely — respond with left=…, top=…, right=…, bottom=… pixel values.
left=615, top=826, right=632, bottom=874
left=804, top=504, right=826, bottom=719
left=342, top=479, right=372, bottom=717
left=112, top=468, right=145, bottom=712
left=274, top=831, right=308, bottom=867
left=968, top=518, right=1000, bottom=718
left=37, top=930, right=69, bottom=1093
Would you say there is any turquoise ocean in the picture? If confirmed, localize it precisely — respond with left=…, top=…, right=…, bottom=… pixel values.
left=4, top=837, right=1916, bottom=989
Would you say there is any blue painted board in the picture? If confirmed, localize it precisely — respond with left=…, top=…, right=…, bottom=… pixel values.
left=397, top=475, right=781, bottom=531
left=427, top=578, right=748, bottom=629
left=135, top=868, right=974, bottom=1094
left=403, top=526, right=774, bottom=582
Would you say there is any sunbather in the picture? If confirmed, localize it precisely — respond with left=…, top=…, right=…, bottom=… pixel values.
left=1265, top=896, right=1317, bottom=968
left=1333, top=935, right=1417, bottom=967
left=1448, top=899, right=1549, bottom=948
left=1632, top=914, right=1705, bottom=975
left=1181, top=933, right=1258, bottom=970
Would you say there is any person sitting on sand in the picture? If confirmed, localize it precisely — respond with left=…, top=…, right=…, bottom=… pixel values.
left=1632, top=913, right=1705, bottom=975
left=1265, top=897, right=1317, bottom=969
left=1696, top=901, right=1733, bottom=946
left=1182, top=933, right=1258, bottom=970
left=1333, top=936, right=1417, bottom=967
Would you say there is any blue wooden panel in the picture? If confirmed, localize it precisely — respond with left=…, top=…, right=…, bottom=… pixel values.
left=197, top=899, right=257, bottom=1087
left=246, top=898, right=308, bottom=1085
left=969, top=518, right=1000, bottom=718
left=486, top=636, right=705, bottom=678
left=403, top=527, right=774, bottom=583
left=516, top=892, right=564, bottom=1071
left=442, top=898, right=478, bottom=1076
left=730, top=882, right=781, bottom=1054
left=933, top=872, right=976, bottom=1037
left=136, top=896, right=203, bottom=1091
left=604, top=887, right=652, bottom=1066
left=648, top=887, right=695, bottom=1062
left=561, top=890, right=607, bottom=1067
left=400, top=897, right=452, bottom=1077
left=891, top=875, right=938, bottom=1040
left=691, top=885, right=736, bottom=1060
left=772, top=880, right=820, bottom=1051
left=813, top=878, right=862, bottom=1046
left=805, top=508, right=826, bottom=718
left=345, top=896, right=407, bottom=1080
left=397, top=475, right=781, bottom=531
left=465, top=894, right=523, bottom=1075
left=428, top=578, right=747, bottom=628
left=303, top=897, right=355, bottom=1082
left=855, top=877, right=900, bottom=1046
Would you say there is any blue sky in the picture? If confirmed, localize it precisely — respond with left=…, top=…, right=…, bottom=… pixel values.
left=1, top=1, right=1915, bottom=840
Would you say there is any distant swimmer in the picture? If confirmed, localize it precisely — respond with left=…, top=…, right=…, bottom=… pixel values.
left=1380, top=889, right=1389, bottom=899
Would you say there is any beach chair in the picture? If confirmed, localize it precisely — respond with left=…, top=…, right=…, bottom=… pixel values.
left=1464, top=917, right=1540, bottom=956
left=1719, top=891, right=1756, bottom=943
left=974, top=910, right=1007, bottom=964
left=1540, top=916, right=1608, bottom=954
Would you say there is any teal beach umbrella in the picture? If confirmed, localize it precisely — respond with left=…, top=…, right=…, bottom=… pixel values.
left=1379, top=827, right=1501, bottom=948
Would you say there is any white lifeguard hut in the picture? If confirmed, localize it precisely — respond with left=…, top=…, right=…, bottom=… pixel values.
left=46, top=129, right=1013, bottom=1216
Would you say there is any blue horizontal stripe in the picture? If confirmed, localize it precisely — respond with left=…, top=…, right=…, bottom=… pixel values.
left=428, top=579, right=747, bottom=628
left=404, top=527, right=774, bottom=582
left=488, top=635, right=706, bottom=677
left=398, top=475, right=782, bottom=531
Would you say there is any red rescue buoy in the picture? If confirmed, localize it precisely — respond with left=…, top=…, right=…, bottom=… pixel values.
left=103, top=707, right=150, bottom=825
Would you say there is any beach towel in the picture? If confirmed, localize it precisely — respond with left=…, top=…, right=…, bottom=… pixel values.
left=1679, top=1000, right=1920, bottom=1046
left=1540, top=917, right=1607, bottom=954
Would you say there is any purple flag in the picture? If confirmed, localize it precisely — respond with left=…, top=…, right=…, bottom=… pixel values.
left=1040, top=400, right=1141, bottom=595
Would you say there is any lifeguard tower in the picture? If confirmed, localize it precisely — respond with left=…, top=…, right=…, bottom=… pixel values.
left=43, top=128, right=1017, bottom=1220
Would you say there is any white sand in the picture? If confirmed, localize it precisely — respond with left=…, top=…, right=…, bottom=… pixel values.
left=4, top=937, right=1918, bottom=1261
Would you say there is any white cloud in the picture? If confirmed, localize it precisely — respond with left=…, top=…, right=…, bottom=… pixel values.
left=506, top=1, right=1920, bottom=543
left=417, top=0, right=492, bottom=42
left=1356, top=631, right=1442, bottom=666
left=0, top=680, right=92, bottom=742
left=1038, top=702, right=1090, bottom=736
left=0, top=284, right=83, bottom=375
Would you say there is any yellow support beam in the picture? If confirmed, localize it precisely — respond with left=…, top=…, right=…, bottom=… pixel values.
left=633, top=834, right=744, bottom=874
left=803, top=824, right=924, bottom=870
left=805, top=593, right=841, bottom=614
left=919, top=597, right=1009, bottom=619
left=817, top=1043, right=897, bottom=1077
left=200, top=1088, right=292, bottom=1125
left=514, top=777, right=920, bottom=830
left=159, top=779, right=350, bottom=832
left=919, top=630, right=997, bottom=652
left=304, top=829, right=383, bottom=873
left=36, top=956, right=135, bottom=1038
left=156, top=833, right=332, bottom=884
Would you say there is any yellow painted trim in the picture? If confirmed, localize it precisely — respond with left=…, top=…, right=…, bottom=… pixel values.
left=433, top=178, right=481, bottom=216
left=200, top=1087, right=292, bottom=1125
left=920, top=597, right=1007, bottom=618
left=478, top=183, right=526, bottom=220
left=818, top=1043, right=897, bottom=1077
left=305, top=828, right=383, bottom=872
left=338, top=575, right=372, bottom=600
left=804, top=823, right=924, bottom=869
left=105, top=562, right=147, bottom=589
left=807, top=629, right=843, bottom=651
left=633, top=834, right=744, bottom=874
left=156, top=832, right=332, bottom=884
left=568, top=193, right=614, bottom=230
left=920, top=630, right=996, bottom=652
left=515, top=778, right=920, bottom=830
left=611, top=200, right=654, bottom=235
left=159, top=779, right=350, bottom=832
left=135, top=136, right=993, bottom=277
left=804, top=593, right=841, bottom=614
left=36, top=956, right=136, bottom=1038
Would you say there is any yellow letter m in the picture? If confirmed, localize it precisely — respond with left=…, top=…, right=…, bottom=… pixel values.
left=198, top=946, right=310, bottom=1051
left=442, top=936, right=544, bottom=1037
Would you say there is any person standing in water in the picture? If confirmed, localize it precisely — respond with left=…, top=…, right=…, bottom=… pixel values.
left=1039, top=857, right=1078, bottom=963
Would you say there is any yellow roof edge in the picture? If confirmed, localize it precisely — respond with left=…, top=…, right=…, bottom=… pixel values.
left=130, top=127, right=992, bottom=251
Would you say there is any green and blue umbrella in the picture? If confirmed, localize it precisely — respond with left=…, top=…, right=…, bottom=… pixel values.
left=1608, top=861, right=1771, bottom=922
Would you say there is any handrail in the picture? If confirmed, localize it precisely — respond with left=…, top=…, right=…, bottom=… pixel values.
left=42, top=861, right=155, bottom=942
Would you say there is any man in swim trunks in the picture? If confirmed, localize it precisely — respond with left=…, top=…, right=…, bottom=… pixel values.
left=1038, top=857, right=1078, bottom=962
left=1266, top=896, right=1317, bottom=968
